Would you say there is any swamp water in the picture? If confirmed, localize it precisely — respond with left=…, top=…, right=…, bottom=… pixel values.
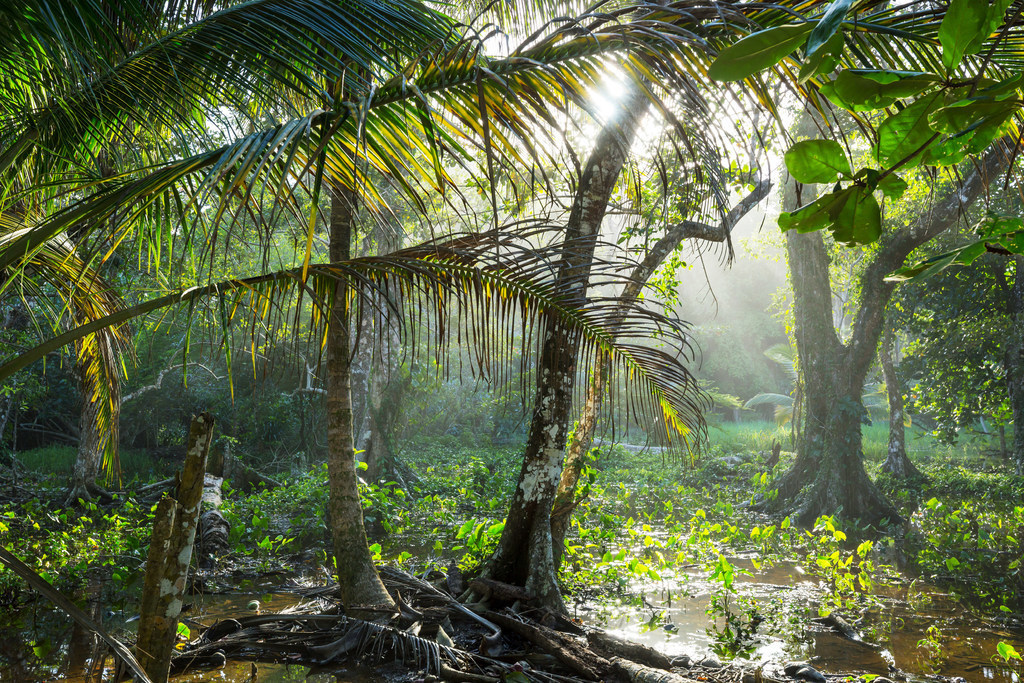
left=3, top=554, right=1024, bottom=682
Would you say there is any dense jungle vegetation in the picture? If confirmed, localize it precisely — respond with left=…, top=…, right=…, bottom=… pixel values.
left=3, top=0, right=1024, bottom=682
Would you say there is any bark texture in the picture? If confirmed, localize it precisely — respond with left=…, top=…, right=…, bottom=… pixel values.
left=136, top=413, right=214, bottom=683
left=325, top=184, right=394, bottom=610
left=1009, top=255, right=1024, bottom=476
left=879, top=323, right=921, bottom=479
left=550, top=179, right=771, bottom=568
left=772, top=132, right=1012, bottom=526
left=484, top=83, right=649, bottom=611
left=67, top=373, right=105, bottom=504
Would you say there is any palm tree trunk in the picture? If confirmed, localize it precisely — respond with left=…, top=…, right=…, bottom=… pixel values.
left=550, top=179, right=771, bottom=568
left=325, top=184, right=394, bottom=609
left=484, top=83, right=649, bottom=612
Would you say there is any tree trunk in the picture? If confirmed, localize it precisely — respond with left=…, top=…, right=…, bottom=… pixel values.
left=551, top=367, right=604, bottom=571
left=1008, top=255, right=1024, bottom=476
left=771, top=129, right=1011, bottom=526
left=769, top=227, right=900, bottom=527
left=325, top=184, right=394, bottom=610
left=67, top=375, right=105, bottom=504
left=550, top=179, right=772, bottom=569
left=879, top=323, right=921, bottom=478
left=484, top=83, right=649, bottom=612
left=136, top=413, right=214, bottom=683
left=68, top=358, right=120, bottom=506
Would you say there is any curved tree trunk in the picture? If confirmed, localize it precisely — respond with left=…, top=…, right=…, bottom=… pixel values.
left=325, top=184, right=394, bottom=610
left=483, top=83, right=649, bottom=612
left=551, top=366, right=604, bottom=571
left=551, top=178, right=772, bottom=569
left=879, top=322, right=921, bottom=479
left=770, top=226, right=900, bottom=527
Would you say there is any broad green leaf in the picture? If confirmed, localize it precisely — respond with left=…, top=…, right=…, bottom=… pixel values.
left=807, top=0, right=853, bottom=57
left=977, top=213, right=1024, bottom=237
left=887, top=240, right=999, bottom=282
left=940, top=0, right=1012, bottom=72
left=997, top=641, right=1022, bottom=661
left=875, top=92, right=943, bottom=166
left=876, top=173, right=909, bottom=200
left=785, top=139, right=852, bottom=183
left=944, top=557, right=960, bottom=571
left=923, top=97, right=1018, bottom=165
left=820, top=70, right=939, bottom=112
left=831, top=186, right=881, bottom=246
left=709, top=23, right=814, bottom=82
left=779, top=192, right=840, bottom=235
left=799, top=32, right=844, bottom=82
left=780, top=186, right=881, bottom=246
left=929, top=98, right=1020, bottom=135
left=853, top=167, right=907, bottom=199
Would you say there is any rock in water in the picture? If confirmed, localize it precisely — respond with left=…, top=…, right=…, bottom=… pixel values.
left=795, top=665, right=826, bottom=683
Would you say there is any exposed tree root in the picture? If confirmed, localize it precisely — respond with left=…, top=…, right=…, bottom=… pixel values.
left=168, top=566, right=856, bottom=683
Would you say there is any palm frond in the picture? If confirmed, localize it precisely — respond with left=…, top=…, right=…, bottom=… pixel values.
left=1, top=227, right=707, bottom=444
left=0, top=221, right=128, bottom=477
left=1, top=2, right=743, bottom=283
left=743, top=392, right=794, bottom=425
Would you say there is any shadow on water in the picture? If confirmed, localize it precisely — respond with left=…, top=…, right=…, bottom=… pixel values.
left=4, top=549, right=1024, bottom=681
left=0, top=566, right=389, bottom=682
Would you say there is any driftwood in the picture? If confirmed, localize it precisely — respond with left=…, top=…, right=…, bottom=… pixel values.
left=486, top=611, right=609, bottom=681
left=587, top=630, right=673, bottom=670
left=198, top=474, right=230, bottom=567
left=814, top=612, right=882, bottom=651
left=136, top=413, right=215, bottom=683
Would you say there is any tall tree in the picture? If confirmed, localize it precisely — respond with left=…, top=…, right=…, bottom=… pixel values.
left=878, top=320, right=921, bottom=479
left=708, top=0, right=1024, bottom=521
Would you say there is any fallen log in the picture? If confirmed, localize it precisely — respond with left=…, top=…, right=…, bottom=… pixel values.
left=198, top=474, right=230, bottom=567
left=612, top=657, right=700, bottom=683
left=587, top=630, right=673, bottom=670
left=486, top=611, right=608, bottom=681
left=222, top=452, right=282, bottom=494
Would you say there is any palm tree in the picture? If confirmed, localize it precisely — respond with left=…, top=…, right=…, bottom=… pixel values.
left=0, top=0, right=735, bottom=613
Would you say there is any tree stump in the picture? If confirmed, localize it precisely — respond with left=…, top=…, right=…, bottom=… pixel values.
left=135, top=413, right=215, bottom=683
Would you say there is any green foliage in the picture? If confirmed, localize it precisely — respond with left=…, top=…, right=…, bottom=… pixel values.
left=708, top=23, right=813, bottom=82
left=710, top=0, right=1024, bottom=257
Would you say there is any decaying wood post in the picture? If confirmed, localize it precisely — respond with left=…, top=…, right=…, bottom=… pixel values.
left=136, top=413, right=215, bottom=683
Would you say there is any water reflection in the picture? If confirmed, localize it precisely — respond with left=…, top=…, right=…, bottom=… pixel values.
left=577, top=558, right=1024, bottom=682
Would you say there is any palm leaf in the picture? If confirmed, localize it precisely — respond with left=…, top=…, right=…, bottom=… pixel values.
left=1, top=227, right=707, bottom=444
left=0, top=222, right=128, bottom=477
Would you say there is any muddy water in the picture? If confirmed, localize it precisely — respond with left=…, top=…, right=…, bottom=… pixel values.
left=581, top=558, right=1024, bottom=682
left=5, top=556, right=1024, bottom=681
left=0, top=571, right=388, bottom=683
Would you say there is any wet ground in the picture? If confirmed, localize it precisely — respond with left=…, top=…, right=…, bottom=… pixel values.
left=578, top=558, right=1024, bottom=682
left=3, top=553, right=1024, bottom=681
